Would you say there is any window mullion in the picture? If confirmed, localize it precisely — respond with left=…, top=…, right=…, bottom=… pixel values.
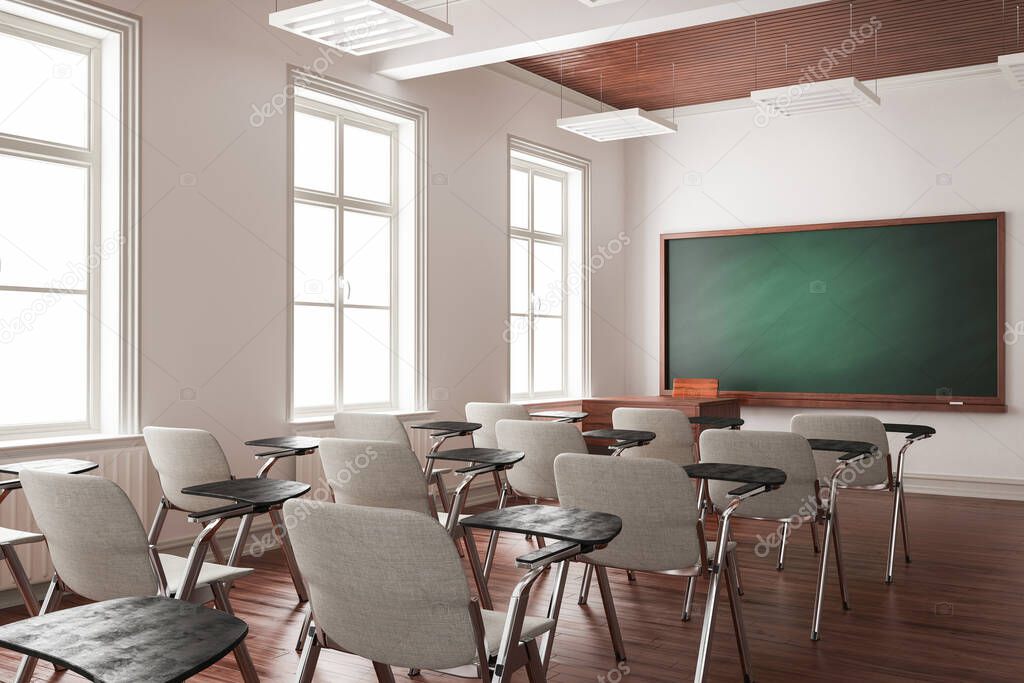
left=335, top=113, right=344, bottom=412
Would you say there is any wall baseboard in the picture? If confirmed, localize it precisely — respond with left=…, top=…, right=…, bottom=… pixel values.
left=904, top=473, right=1024, bottom=501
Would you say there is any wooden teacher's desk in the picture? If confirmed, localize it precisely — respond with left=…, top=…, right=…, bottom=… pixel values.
left=580, top=395, right=741, bottom=433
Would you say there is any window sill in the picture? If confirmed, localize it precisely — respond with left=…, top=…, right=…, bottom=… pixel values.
left=290, top=409, right=438, bottom=430
left=513, top=397, right=586, bottom=408
left=0, top=432, right=144, bottom=457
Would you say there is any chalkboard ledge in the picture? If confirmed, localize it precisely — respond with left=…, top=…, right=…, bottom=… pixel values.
left=712, top=395, right=1007, bottom=413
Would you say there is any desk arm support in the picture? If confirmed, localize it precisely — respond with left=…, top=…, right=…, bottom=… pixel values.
left=187, top=503, right=255, bottom=525
left=148, top=545, right=169, bottom=598
left=515, top=541, right=581, bottom=570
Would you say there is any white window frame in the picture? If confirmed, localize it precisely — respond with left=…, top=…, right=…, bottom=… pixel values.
left=0, top=0, right=140, bottom=441
left=508, top=137, right=591, bottom=402
left=287, top=67, right=427, bottom=421
left=292, top=102, right=400, bottom=414
left=509, top=161, right=570, bottom=400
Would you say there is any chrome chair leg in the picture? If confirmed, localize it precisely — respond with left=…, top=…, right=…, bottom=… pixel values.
left=777, top=520, right=790, bottom=570
left=524, top=639, right=546, bottom=683
left=727, top=548, right=744, bottom=596
left=147, top=499, right=169, bottom=546
left=228, top=513, right=254, bottom=567
left=483, top=482, right=510, bottom=580
left=594, top=565, right=627, bottom=662
left=831, top=504, right=851, bottom=611
left=294, top=606, right=313, bottom=653
left=463, top=529, right=493, bottom=610
left=539, top=559, right=571, bottom=672
left=1, top=544, right=39, bottom=616
left=899, top=487, right=912, bottom=563
left=694, top=498, right=741, bottom=683
left=724, top=552, right=753, bottom=683
left=268, top=508, right=309, bottom=603
left=14, top=575, right=62, bottom=683
left=682, top=576, right=697, bottom=622
left=212, top=583, right=260, bottom=683
left=886, top=441, right=913, bottom=583
left=373, top=662, right=397, bottom=682
left=295, top=629, right=321, bottom=683
left=811, top=503, right=838, bottom=640
left=578, top=563, right=593, bottom=605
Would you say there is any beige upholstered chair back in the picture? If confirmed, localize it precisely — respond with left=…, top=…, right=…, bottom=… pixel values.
left=495, top=419, right=586, bottom=500
left=142, top=426, right=234, bottom=512
left=612, top=407, right=695, bottom=466
left=465, top=402, right=529, bottom=449
left=699, top=430, right=818, bottom=521
left=790, top=414, right=890, bottom=488
left=21, top=470, right=158, bottom=601
left=285, top=501, right=478, bottom=670
left=334, top=412, right=412, bottom=450
left=555, top=454, right=701, bottom=572
left=319, top=438, right=433, bottom=518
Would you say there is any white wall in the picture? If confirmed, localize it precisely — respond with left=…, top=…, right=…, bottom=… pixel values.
left=623, top=72, right=1024, bottom=498
left=89, top=0, right=626, bottom=540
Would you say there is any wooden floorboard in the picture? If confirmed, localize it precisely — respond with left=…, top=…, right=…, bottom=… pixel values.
left=1, top=489, right=1022, bottom=681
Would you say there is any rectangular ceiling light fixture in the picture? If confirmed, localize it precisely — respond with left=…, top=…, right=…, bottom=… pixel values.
left=998, top=52, right=1024, bottom=88
left=557, top=108, right=678, bottom=142
left=269, top=0, right=454, bottom=56
left=750, top=76, right=881, bottom=117
left=577, top=0, right=630, bottom=5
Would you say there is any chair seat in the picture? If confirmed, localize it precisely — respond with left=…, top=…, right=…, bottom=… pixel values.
left=160, top=554, right=254, bottom=595
left=480, top=609, right=554, bottom=654
left=0, top=527, right=44, bottom=546
left=706, top=540, right=737, bottom=556
left=435, top=512, right=470, bottom=528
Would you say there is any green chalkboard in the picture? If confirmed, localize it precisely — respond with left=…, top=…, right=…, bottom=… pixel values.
left=663, top=215, right=1003, bottom=403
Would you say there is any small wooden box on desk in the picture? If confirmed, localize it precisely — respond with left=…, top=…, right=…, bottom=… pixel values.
left=580, top=395, right=741, bottom=452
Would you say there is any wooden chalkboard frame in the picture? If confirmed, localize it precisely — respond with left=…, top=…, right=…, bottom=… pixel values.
left=659, top=212, right=1006, bottom=413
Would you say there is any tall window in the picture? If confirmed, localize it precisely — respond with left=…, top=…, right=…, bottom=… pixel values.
left=289, top=72, right=425, bottom=419
left=508, top=141, right=589, bottom=401
left=0, top=4, right=139, bottom=440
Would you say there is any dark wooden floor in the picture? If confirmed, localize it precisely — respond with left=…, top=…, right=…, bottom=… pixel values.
left=3, top=490, right=1023, bottom=682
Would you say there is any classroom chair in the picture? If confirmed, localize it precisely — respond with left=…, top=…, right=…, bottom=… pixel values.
left=143, top=426, right=307, bottom=603
left=335, top=411, right=452, bottom=511
left=16, top=469, right=258, bottom=683
left=289, top=501, right=556, bottom=683
left=611, top=407, right=696, bottom=466
left=465, top=402, right=531, bottom=449
left=791, top=414, right=933, bottom=583
left=554, top=453, right=751, bottom=678
left=699, top=429, right=867, bottom=640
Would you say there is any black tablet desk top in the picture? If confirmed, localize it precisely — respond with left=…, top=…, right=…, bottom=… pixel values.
left=426, top=447, right=524, bottom=470
left=461, top=505, right=622, bottom=552
left=181, top=477, right=310, bottom=508
left=244, top=436, right=321, bottom=453
left=0, top=596, right=247, bottom=683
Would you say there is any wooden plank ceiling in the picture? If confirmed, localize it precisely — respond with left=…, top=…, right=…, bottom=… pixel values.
left=511, top=0, right=1020, bottom=110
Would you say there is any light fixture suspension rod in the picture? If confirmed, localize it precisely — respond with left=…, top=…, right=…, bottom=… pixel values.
left=559, top=57, right=564, bottom=119
left=850, top=2, right=855, bottom=76
left=672, top=62, right=677, bottom=122
left=753, top=19, right=758, bottom=90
